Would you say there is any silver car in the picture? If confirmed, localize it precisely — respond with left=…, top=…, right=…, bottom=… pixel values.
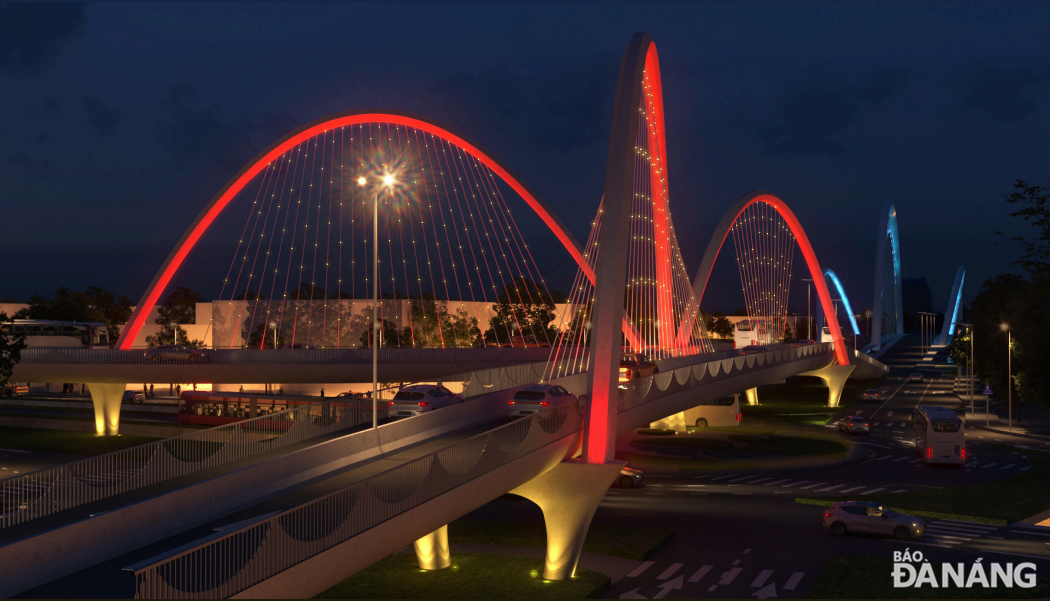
left=144, top=345, right=209, bottom=363
left=614, top=467, right=644, bottom=489
left=838, top=415, right=870, bottom=434
left=824, top=501, right=925, bottom=541
left=387, top=384, right=464, bottom=419
left=862, top=389, right=881, bottom=402
left=508, top=384, right=576, bottom=419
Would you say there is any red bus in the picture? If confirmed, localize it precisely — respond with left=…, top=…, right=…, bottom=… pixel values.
left=177, top=391, right=377, bottom=428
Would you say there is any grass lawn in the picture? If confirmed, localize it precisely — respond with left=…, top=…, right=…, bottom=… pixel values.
left=0, top=426, right=160, bottom=456
left=810, top=555, right=1050, bottom=599
left=448, top=520, right=675, bottom=561
left=798, top=454, right=1050, bottom=525
left=315, top=553, right=609, bottom=599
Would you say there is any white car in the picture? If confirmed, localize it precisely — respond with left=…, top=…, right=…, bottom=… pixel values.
left=387, top=384, right=464, bottom=419
left=508, top=384, right=576, bottom=419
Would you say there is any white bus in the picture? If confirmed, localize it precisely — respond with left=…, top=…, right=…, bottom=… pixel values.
left=650, top=395, right=741, bottom=430
left=913, top=406, right=965, bottom=464
left=1, top=320, right=110, bottom=349
left=734, top=321, right=754, bottom=348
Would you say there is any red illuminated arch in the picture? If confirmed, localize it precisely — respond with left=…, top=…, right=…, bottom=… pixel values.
left=675, top=190, right=850, bottom=366
left=117, top=110, right=628, bottom=349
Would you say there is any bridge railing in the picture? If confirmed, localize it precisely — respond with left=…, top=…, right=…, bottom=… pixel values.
left=127, top=402, right=583, bottom=599
left=15, top=347, right=557, bottom=365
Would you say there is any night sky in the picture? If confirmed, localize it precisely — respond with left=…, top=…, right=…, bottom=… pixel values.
left=2, top=2, right=1047, bottom=316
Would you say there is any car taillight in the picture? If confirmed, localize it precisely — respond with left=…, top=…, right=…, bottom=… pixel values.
left=418, top=402, right=428, bottom=407
left=960, top=448, right=966, bottom=459
left=388, top=402, right=394, bottom=406
left=824, top=512, right=831, bottom=517
left=865, top=423, right=869, bottom=426
left=509, top=401, right=515, bottom=405
left=540, top=402, right=549, bottom=406
left=736, top=413, right=742, bottom=422
left=927, top=447, right=932, bottom=458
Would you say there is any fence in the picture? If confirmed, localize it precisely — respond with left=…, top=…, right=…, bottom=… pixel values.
left=127, top=402, right=583, bottom=598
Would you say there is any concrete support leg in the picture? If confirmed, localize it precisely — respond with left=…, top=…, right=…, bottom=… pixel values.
left=800, top=365, right=857, bottom=408
left=87, top=383, right=126, bottom=436
left=413, top=524, right=451, bottom=570
left=510, top=459, right=625, bottom=580
left=744, top=387, right=759, bottom=406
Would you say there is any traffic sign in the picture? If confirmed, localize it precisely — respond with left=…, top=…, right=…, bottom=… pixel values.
left=982, top=384, right=993, bottom=396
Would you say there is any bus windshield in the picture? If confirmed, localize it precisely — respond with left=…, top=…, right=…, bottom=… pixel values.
left=932, top=420, right=961, bottom=433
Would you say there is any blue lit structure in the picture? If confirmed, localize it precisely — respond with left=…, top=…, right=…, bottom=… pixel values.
left=824, top=269, right=860, bottom=335
left=871, top=201, right=903, bottom=349
left=935, top=266, right=965, bottom=346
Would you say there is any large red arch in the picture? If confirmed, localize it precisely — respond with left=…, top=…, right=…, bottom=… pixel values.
left=117, top=111, right=630, bottom=349
left=675, top=191, right=850, bottom=366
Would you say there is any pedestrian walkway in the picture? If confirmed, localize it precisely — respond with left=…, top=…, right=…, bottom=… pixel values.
left=620, top=558, right=806, bottom=598
left=922, top=519, right=1000, bottom=548
left=683, top=475, right=910, bottom=496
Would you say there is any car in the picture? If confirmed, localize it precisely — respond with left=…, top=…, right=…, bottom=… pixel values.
left=508, top=384, right=577, bottom=419
left=838, top=415, right=869, bottom=434
left=862, top=389, right=881, bottom=402
left=908, top=373, right=924, bottom=383
left=740, top=345, right=769, bottom=354
left=387, top=384, right=464, bottom=419
left=823, top=501, right=925, bottom=541
left=613, top=466, right=644, bottom=489
left=281, top=343, right=315, bottom=350
left=122, top=390, right=146, bottom=403
left=619, top=353, right=659, bottom=383
left=795, top=339, right=816, bottom=345
left=144, top=345, right=210, bottom=363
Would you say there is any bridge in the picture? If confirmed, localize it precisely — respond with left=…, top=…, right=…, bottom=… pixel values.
left=1, top=32, right=904, bottom=598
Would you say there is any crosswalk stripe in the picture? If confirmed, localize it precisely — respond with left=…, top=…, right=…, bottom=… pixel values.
left=860, top=487, right=886, bottom=495
left=1020, top=465, right=1031, bottom=471
left=784, top=572, right=805, bottom=590
left=798, top=482, right=827, bottom=489
left=873, top=422, right=880, bottom=426
left=839, top=486, right=865, bottom=493
left=763, top=479, right=792, bottom=486
left=751, top=569, right=774, bottom=587
left=1000, top=464, right=1017, bottom=470
left=964, top=461, right=979, bottom=467
left=1010, top=529, right=1050, bottom=537
left=658, top=563, right=683, bottom=579
left=711, top=475, right=735, bottom=481
left=781, top=480, right=812, bottom=487
left=728, top=475, right=758, bottom=482
left=981, top=462, right=999, bottom=469
left=688, top=565, right=712, bottom=582
left=893, top=457, right=909, bottom=462
left=746, top=477, right=773, bottom=484
left=935, top=519, right=1001, bottom=528
left=626, top=561, right=654, bottom=578
left=876, top=456, right=893, bottom=461
left=719, top=567, right=742, bottom=584
left=891, top=489, right=907, bottom=493
left=817, top=484, right=845, bottom=491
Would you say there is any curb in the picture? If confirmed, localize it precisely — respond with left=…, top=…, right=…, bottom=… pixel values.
left=968, top=423, right=1050, bottom=443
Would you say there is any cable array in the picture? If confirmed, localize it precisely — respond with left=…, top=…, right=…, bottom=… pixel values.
left=729, top=202, right=797, bottom=344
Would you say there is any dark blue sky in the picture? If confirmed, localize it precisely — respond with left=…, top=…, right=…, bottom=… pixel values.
left=2, top=2, right=1048, bottom=315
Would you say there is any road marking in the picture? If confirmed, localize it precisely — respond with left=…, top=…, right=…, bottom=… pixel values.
left=763, top=479, right=792, bottom=486
left=744, top=549, right=751, bottom=553
left=734, top=492, right=752, bottom=495
left=751, top=570, right=774, bottom=587
left=839, top=486, right=865, bottom=493
left=1020, top=465, right=1031, bottom=471
left=729, top=475, right=759, bottom=482
left=817, top=484, right=845, bottom=491
left=891, top=489, right=907, bottom=493
left=688, top=565, right=713, bottom=582
left=893, top=457, right=910, bottom=462
left=649, top=484, right=664, bottom=487
left=981, top=463, right=999, bottom=469
left=626, top=561, right=654, bottom=578
left=875, top=456, right=893, bottom=461
left=1010, top=529, right=1050, bottom=538
left=657, top=563, right=683, bottom=579
left=733, top=559, right=741, bottom=566
left=784, top=572, right=805, bottom=590
left=873, top=422, right=880, bottom=426
left=798, top=482, right=828, bottom=489
left=708, top=585, right=717, bottom=592
left=860, top=487, right=887, bottom=495
left=712, top=475, right=736, bottom=481
left=719, top=568, right=742, bottom=584
left=910, top=459, right=924, bottom=463
left=1000, top=464, right=1017, bottom=470
left=646, top=493, right=664, bottom=495
left=857, top=441, right=891, bottom=448
left=781, top=481, right=813, bottom=487
left=964, top=461, right=979, bottom=467
left=606, top=491, right=620, bottom=495
left=746, top=477, right=773, bottom=484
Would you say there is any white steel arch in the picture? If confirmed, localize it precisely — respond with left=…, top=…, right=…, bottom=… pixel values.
left=871, top=201, right=903, bottom=349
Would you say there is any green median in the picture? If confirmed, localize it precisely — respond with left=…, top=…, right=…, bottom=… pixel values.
left=0, top=426, right=160, bottom=456
left=448, top=519, right=674, bottom=561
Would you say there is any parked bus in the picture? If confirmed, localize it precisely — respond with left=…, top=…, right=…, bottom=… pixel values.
left=650, top=395, right=742, bottom=430
left=912, top=406, right=965, bottom=464
left=1, top=320, right=110, bottom=349
left=733, top=321, right=754, bottom=348
left=178, top=391, right=378, bottom=428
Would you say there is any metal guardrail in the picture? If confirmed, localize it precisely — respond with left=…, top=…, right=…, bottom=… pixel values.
left=127, top=402, right=583, bottom=599
left=0, top=388, right=398, bottom=529
left=16, top=347, right=556, bottom=366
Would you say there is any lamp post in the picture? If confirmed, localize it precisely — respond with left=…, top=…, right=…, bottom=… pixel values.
left=359, top=172, right=397, bottom=429
left=268, top=320, right=277, bottom=349
left=802, top=278, right=813, bottom=340
left=1001, top=323, right=1011, bottom=431
left=956, top=322, right=974, bottom=414
left=865, top=309, right=872, bottom=337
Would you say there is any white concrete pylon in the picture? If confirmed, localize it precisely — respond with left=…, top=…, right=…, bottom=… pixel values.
left=799, top=364, right=856, bottom=407
left=744, top=387, right=759, bottom=406
left=87, top=382, right=126, bottom=436
left=413, top=525, right=451, bottom=570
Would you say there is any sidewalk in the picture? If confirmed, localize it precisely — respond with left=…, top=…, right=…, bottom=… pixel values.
left=954, top=375, right=1050, bottom=441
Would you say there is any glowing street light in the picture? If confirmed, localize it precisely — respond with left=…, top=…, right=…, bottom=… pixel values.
left=359, top=170, right=399, bottom=428
left=268, top=320, right=277, bottom=349
left=1001, top=323, right=1012, bottom=431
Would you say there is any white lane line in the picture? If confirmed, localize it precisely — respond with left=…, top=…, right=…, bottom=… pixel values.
left=798, top=482, right=828, bottom=489
left=911, top=459, right=925, bottom=464
left=860, top=487, right=887, bottom=495
left=686, top=484, right=705, bottom=487
left=893, top=457, right=910, bottom=462
left=658, top=563, right=683, bottom=579
left=711, top=475, right=736, bottom=481
left=784, top=572, right=805, bottom=590
left=746, top=477, right=774, bottom=484
left=1020, top=465, right=1031, bottom=471
left=839, top=486, right=866, bottom=493
left=818, top=484, right=846, bottom=491
left=875, top=456, right=893, bottom=461
left=729, top=475, right=760, bottom=482
left=964, top=461, right=979, bottom=467
left=733, top=559, right=741, bottom=566
left=891, top=489, right=907, bottom=493
left=873, top=422, right=880, bottom=426
left=981, top=463, right=999, bottom=469
left=744, top=548, right=751, bottom=554
left=688, top=565, right=713, bottom=582
left=719, top=567, right=742, bottom=584
left=781, top=481, right=813, bottom=487
left=763, top=479, right=792, bottom=486
left=871, top=379, right=911, bottom=418
left=751, top=570, right=774, bottom=587
left=626, top=561, right=654, bottom=578
left=1000, top=464, right=1017, bottom=470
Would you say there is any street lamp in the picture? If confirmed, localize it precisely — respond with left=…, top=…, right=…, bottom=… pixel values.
left=1001, top=323, right=1012, bottom=431
left=802, top=278, right=813, bottom=340
left=268, top=320, right=277, bottom=349
left=359, top=171, right=398, bottom=429
left=864, top=309, right=872, bottom=337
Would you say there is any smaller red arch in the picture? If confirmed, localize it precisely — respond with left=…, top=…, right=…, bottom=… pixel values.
left=676, top=191, right=850, bottom=366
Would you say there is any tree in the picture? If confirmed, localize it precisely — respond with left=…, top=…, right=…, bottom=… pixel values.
left=234, top=289, right=266, bottom=300
left=85, top=286, right=133, bottom=347
left=156, top=287, right=202, bottom=325
left=246, top=320, right=285, bottom=349
left=0, top=313, right=27, bottom=390
left=145, top=323, right=202, bottom=348
left=358, top=318, right=411, bottom=348
left=710, top=312, right=734, bottom=340
left=484, top=278, right=564, bottom=345
left=15, top=287, right=105, bottom=322
left=781, top=323, right=794, bottom=343
left=946, top=327, right=971, bottom=368
left=289, top=283, right=326, bottom=300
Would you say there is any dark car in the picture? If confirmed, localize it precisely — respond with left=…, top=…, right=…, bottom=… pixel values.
left=144, top=345, right=209, bottom=363
left=741, top=345, right=769, bottom=354
left=619, top=353, right=658, bottom=383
